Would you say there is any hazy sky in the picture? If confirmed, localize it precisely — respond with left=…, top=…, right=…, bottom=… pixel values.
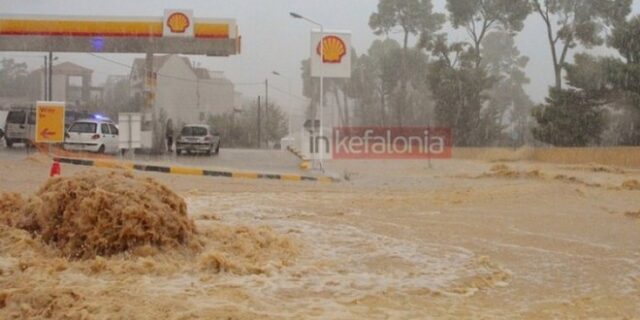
left=2, top=0, right=640, bottom=113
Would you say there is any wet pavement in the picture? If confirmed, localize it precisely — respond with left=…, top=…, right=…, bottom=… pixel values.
left=0, top=143, right=310, bottom=176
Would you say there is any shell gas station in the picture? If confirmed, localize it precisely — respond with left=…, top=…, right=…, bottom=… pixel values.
left=0, top=11, right=240, bottom=55
left=0, top=10, right=241, bottom=151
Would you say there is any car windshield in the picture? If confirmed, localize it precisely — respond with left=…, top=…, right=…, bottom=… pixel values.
left=181, top=126, right=207, bottom=136
left=6, top=111, right=25, bottom=124
left=68, top=122, right=97, bottom=133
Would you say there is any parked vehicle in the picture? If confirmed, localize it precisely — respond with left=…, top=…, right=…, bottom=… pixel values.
left=65, top=110, right=90, bottom=130
left=0, top=110, right=7, bottom=142
left=63, top=118, right=119, bottom=154
left=4, top=108, right=36, bottom=147
left=176, top=124, right=220, bottom=156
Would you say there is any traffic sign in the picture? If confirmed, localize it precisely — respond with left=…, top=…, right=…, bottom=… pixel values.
left=35, top=101, right=65, bottom=143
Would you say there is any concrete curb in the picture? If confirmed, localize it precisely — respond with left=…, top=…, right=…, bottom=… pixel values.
left=286, top=145, right=312, bottom=171
left=286, top=145, right=309, bottom=161
left=53, top=157, right=338, bottom=183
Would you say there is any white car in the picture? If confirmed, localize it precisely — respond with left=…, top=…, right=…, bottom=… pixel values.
left=64, top=119, right=119, bottom=154
left=176, top=124, right=221, bottom=156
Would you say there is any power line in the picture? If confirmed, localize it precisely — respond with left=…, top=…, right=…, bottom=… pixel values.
left=268, top=83, right=309, bottom=103
left=87, top=53, right=264, bottom=88
left=87, top=53, right=131, bottom=69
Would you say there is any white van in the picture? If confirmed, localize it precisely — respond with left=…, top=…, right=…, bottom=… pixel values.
left=0, top=110, right=7, bottom=142
left=4, top=108, right=36, bottom=147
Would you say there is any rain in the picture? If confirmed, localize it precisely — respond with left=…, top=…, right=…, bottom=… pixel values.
left=0, top=0, right=640, bottom=318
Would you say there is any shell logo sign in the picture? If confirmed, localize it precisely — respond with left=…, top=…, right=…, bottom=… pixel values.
left=166, top=12, right=190, bottom=33
left=310, top=30, right=351, bottom=79
left=316, top=35, right=347, bottom=63
left=163, top=9, right=194, bottom=37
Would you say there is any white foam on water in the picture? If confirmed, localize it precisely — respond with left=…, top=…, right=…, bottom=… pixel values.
left=186, top=194, right=509, bottom=316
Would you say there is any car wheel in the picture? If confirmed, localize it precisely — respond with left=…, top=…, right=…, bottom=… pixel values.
left=97, top=145, right=105, bottom=154
left=5, top=139, right=13, bottom=148
left=214, top=143, right=220, bottom=155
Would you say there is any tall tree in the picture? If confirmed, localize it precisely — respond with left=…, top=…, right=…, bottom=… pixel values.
left=560, top=15, right=640, bottom=145
left=208, top=102, right=288, bottom=148
left=370, top=0, right=444, bottom=125
left=481, top=31, right=534, bottom=145
left=428, top=1, right=529, bottom=146
left=447, top=0, right=530, bottom=67
left=532, top=88, right=606, bottom=146
left=425, top=34, right=495, bottom=146
left=0, top=59, right=29, bottom=98
left=531, top=0, right=631, bottom=89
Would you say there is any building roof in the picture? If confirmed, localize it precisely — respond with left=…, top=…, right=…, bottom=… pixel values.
left=131, top=54, right=191, bottom=74
left=129, top=55, right=236, bottom=90
left=32, top=61, right=93, bottom=76
left=193, top=68, right=211, bottom=80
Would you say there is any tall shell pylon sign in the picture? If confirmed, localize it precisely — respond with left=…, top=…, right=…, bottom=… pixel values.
left=310, top=30, right=351, bottom=78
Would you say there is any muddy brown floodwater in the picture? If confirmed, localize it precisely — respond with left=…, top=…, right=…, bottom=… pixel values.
left=0, top=152, right=640, bottom=319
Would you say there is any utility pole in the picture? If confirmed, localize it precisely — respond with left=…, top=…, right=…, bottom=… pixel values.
left=48, top=51, right=53, bottom=101
left=272, top=71, right=293, bottom=135
left=257, top=96, right=262, bottom=149
left=265, top=78, right=269, bottom=148
left=43, top=55, right=48, bottom=101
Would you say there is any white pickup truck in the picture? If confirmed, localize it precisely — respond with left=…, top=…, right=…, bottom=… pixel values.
left=0, top=110, right=8, bottom=143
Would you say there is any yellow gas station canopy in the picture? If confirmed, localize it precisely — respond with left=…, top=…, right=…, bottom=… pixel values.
left=0, top=11, right=241, bottom=56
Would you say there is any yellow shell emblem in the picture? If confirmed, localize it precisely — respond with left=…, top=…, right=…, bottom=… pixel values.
left=317, top=35, right=347, bottom=63
left=167, top=12, right=190, bottom=33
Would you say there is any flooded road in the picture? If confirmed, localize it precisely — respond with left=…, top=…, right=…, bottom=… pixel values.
left=1, top=150, right=640, bottom=318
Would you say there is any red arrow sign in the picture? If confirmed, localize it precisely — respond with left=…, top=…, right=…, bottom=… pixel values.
left=40, top=128, right=56, bottom=139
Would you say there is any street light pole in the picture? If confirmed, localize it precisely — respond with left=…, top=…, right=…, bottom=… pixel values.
left=272, top=71, right=293, bottom=134
left=48, top=51, right=53, bottom=101
left=43, top=55, right=48, bottom=101
left=290, top=12, right=325, bottom=171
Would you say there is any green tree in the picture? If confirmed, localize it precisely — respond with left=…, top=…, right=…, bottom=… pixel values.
left=209, top=101, right=288, bottom=148
left=0, top=58, right=29, bottom=98
left=481, top=31, right=535, bottom=145
left=370, top=0, right=444, bottom=125
left=426, top=34, right=495, bottom=146
left=447, top=0, right=530, bottom=67
left=532, top=88, right=606, bottom=146
left=560, top=16, right=640, bottom=145
left=424, top=1, right=529, bottom=146
left=359, top=39, right=403, bottom=126
left=531, top=0, right=631, bottom=89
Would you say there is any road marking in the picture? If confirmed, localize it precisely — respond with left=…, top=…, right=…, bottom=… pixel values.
left=232, top=171, right=259, bottom=179
left=53, top=157, right=338, bottom=183
left=170, top=166, right=204, bottom=176
left=281, top=174, right=302, bottom=182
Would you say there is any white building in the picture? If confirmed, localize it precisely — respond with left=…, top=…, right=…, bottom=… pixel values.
left=27, top=62, right=93, bottom=108
left=130, top=54, right=238, bottom=128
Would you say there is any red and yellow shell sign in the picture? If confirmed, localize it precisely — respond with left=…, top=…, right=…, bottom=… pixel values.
left=166, top=12, right=190, bottom=33
left=316, top=35, right=347, bottom=63
left=310, top=31, right=352, bottom=78
left=163, top=10, right=194, bottom=37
